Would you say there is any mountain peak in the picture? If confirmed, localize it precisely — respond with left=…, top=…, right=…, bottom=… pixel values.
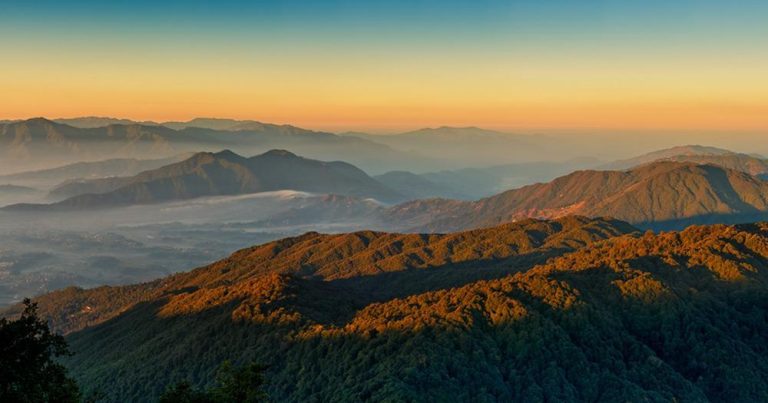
left=20, top=117, right=58, bottom=126
left=181, top=150, right=247, bottom=165
left=213, top=149, right=241, bottom=159
left=260, top=149, right=298, bottom=158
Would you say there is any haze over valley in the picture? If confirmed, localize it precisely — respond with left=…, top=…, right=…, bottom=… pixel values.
left=2, top=118, right=768, bottom=309
left=3, top=1, right=768, bottom=402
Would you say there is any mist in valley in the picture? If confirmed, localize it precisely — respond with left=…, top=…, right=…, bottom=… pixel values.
left=0, top=190, right=393, bottom=305
left=1, top=117, right=767, bottom=306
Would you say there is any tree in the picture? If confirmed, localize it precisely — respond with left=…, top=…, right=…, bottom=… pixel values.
left=0, top=298, right=81, bottom=402
left=210, top=361, right=268, bottom=403
left=159, top=380, right=212, bottom=403
left=160, top=361, right=268, bottom=403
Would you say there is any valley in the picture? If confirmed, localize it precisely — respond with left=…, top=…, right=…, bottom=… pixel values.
left=3, top=127, right=768, bottom=307
left=2, top=4, right=766, bottom=401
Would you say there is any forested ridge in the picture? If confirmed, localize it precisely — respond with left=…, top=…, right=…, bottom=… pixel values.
left=8, top=217, right=768, bottom=401
left=23, top=216, right=634, bottom=334
left=389, top=161, right=768, bottom=232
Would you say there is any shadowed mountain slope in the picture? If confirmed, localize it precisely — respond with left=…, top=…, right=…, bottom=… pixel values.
left=17, top=216, right=636, bottom=335
left=8, top=220, right=768, bottom=401
left=391, top=161, right=768, bottom=232
left=5, top=150, right=403, bottom=210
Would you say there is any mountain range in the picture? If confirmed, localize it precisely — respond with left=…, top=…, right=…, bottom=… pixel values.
left=238, top=153, right=768, bottom=232
left=6, top=121, right=768, bottom=402
left=1, top=117, right=620, bottom=177
left=230, top=146, right=768, bottom=231
left=11, top=117, right=767, bottom=187
left=54, top=117, right=314, bottom=132
left=0, top=154, right=191, bottom=190
left=5, top=150, right=405, bottom=210
left=9, top=217, right=768, bottom=401
left=390, top=161, right=768, bottom=231
left=0, top=118, right=433, bottom=175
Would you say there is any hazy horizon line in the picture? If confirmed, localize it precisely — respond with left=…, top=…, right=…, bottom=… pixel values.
left=2, top=115, right=767, bottom=137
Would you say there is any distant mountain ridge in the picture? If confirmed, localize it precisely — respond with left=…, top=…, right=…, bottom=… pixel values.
left=54, top=117, right=323, bottom=132
left=640, top=153, right=768, bottom=178
left=48, top=177, right=135, bottom=201
left=603, top=145, right=764, bottom=170
left=389, top=161, right=768, bottom=231
left=343, top=126, right=547, bottom=166
left=0, top=118, right=182, bottom=171
left=54, top=117, right=160, bottom=128
left=0, top=155, right=191, bottom=189
left=0, top=184, right=38, bottom=194
left=0, top=118, right=432, bottom=174
left=4, top=149, right=403, bottom=210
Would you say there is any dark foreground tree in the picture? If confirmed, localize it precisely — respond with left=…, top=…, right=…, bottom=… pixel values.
left=0, top=298, right=81, bottom=402
left=160, top=361, right=267, bottom=403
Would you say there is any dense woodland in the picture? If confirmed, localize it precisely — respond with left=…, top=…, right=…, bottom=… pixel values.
left=6, top=216, right=768, bottom=401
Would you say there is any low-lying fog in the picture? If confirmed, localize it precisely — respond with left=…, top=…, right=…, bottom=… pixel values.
left=0, top=191, right=384, bottom=305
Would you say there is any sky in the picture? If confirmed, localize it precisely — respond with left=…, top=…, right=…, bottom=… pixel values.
left=0, top=0, right=766, bottom=133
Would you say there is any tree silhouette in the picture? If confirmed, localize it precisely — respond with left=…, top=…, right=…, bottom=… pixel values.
left=0, top=298, right=80, bottom=402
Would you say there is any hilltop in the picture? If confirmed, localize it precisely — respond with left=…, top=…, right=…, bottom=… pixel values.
left=603, top=145, right=768, bottom=175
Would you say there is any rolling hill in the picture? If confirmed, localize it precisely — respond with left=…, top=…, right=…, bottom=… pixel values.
left=389, top=161, right=768, bottom=232
left=5, top=150, right=404, bottom=210
left=9, top=218, right=768, bottom=401
left=17, top=216, right=634, bottom=334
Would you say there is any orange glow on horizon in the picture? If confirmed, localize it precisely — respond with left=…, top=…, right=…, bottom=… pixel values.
left=2, top=49, right=766, bottom=133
